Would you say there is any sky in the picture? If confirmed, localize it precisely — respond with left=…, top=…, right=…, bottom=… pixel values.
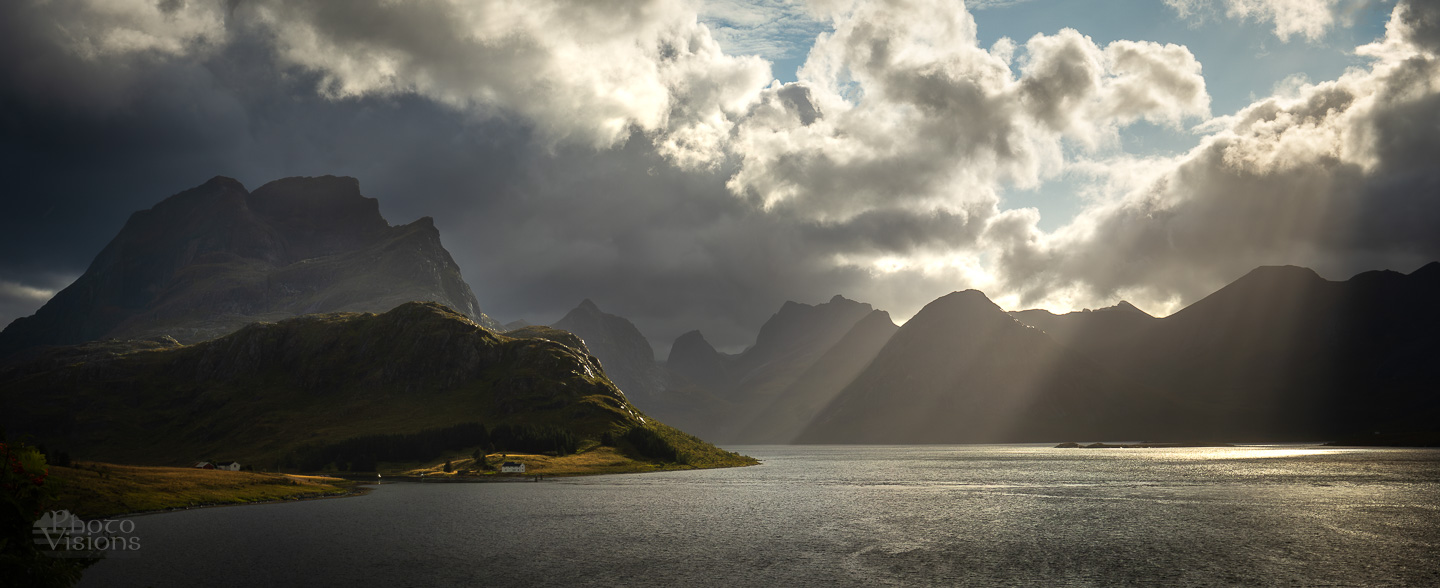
left=2, top=0, right=1438, bottom=354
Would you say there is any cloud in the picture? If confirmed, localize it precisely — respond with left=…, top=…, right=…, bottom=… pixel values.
left=699, top=0, right=830, bottom=63
left=0, top=276, right=73, bottom=328
left=34, top=0, right=230, bottom=59
left=5, top=0, right=1439, bottom=351
left=246, top=0, right=774, bottom=159
left=990, top=0, right=1440, bottom=312
left=721, top=1, right=1209, bottom=225
left=1164, top=0, right=1347, bottom=42
left=9, top=0, right=773, bottom=157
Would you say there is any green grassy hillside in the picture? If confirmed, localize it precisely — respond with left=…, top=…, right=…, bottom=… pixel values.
left=0, top=302, right=754, bottom=472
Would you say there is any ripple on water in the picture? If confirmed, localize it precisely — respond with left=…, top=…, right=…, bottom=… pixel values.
left=81, top=445, right=1440, bottom=587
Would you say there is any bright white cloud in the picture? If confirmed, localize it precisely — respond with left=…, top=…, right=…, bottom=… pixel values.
left=721, top=1, right=1209, bottom=225
left=244, top=1, right=773, bottom=155
left=1165, top=0, right=1346, bottom=42
left=35, top=0, right=773, bottom=155
left=991, top=0, right=1440, bottom=311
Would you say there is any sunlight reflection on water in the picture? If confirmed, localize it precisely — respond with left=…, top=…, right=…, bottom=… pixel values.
left=82, top=444, right=1440, bottom=587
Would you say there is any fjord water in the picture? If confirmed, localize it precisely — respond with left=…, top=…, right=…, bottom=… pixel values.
left=82, top=445, right=1440, bottom=587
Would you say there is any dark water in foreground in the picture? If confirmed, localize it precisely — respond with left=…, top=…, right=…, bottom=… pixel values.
left=81, top=445, right=1440, bottom=587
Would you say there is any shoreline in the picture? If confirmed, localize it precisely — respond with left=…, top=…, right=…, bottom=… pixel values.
left=62, top=457, right=763, bottom=519
left=114, top=484, right=374, bottom=519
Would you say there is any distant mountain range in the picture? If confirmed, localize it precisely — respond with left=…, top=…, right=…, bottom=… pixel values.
left=796, top=290, right=1158, bottom=443
left=1006, top=264, right=1440, bottom=441
left=550, top=295, right=896, bottom=443
left=553, top=266, right=1439, bottom=445
left=0, top=175, right=497, bottom=358
left=5, top=174, right=1436, bottom=450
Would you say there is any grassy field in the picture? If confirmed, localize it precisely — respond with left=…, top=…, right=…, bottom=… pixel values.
left=398, top=445, right=725, bottom=478
left=48, top=462, right=357, bottom=519
left=47, top=439, right=756, bottom=517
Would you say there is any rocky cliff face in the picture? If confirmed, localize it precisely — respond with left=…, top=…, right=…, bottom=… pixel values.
left=552, top=299, right=669, bottom=405
left=0, top=175, right=498, bottom=357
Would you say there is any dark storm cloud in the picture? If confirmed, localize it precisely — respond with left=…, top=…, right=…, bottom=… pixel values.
left=0, top=0, right=922, bottom=350
left=6, top=0, right=1440, bottom=348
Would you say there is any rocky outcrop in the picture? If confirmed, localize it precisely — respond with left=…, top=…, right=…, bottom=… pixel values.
left=552, top=299, right=669, bottom=405
left=0, top=175, right=498, bottom=357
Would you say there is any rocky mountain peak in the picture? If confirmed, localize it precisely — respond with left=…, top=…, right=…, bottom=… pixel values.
left=1096, top=300, right=1151, bottom=316
left=668, top=330, right=717, bottom=362
left=745, top=294, right=874, bottom=361
left=0, top=175, right=496, bottom=356
left=666, top=329, right=734, bottom=393
left=552, top=299, right=665, bottom=403
left=922, top=289, right=1005, bottom=319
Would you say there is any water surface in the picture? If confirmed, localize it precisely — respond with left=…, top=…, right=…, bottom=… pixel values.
left=81, top=445, right=1440, bottom=586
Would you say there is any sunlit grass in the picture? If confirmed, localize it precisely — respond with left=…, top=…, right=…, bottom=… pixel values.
left=48, top=462, right=355, bottom=518
left=397, top=439, right=756, bottom=478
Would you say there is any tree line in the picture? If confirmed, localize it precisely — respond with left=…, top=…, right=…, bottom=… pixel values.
left=282, top=422, right=579, bottom=472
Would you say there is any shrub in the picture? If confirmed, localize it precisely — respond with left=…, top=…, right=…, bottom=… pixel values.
left=0, top=437, right=98, bottom=586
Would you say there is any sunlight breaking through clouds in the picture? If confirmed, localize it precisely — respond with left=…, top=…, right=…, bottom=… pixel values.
left=5, top=0, right=1438, bottom=327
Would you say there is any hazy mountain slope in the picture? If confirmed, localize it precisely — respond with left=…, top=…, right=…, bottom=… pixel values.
left=1009, top=263, right=1440, bottom=440
left=663, top=295, right=878, bottom=443
left=665, top=330, right=736, bottom=394
left=730, top=295, right=876, bottom=397
left=0, top=175, right=498, bottom=357
left=1119, top=264, right=1440, bottom=438
left=797, top=291, right=1157, bottom=444
left=1010, top=301, right=1156, bottom=350
left=736, top=309, right=898, bottom=443
left=0, top=302, right=749, bottom=469
left=552, top=299, right=668, bottom=406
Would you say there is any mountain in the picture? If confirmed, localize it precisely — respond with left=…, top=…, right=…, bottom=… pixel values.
left=658, top=295, right=881, bottom=443
left=736, top=308, right=898, bottom=443
left=0, top=175, right=499, bottom=358
left=1008, top=263, right=1440, bottom=440
left=796, top=291, right=1159, bottom=444
left=1107, top=264, right=1438, bottom=439
left=665, top=330, right=736, bottom=394
left=552, top=299, right=668, bottom=406
left=1010, top=300, right=1155, bottom=350
left=0, top=302, right=751, bottom=469
left=730, top=295, right=877, bottom=392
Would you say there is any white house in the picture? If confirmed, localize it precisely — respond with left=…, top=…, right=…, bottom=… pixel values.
left=214, top=461, right=241, bottom=471
left=501, top=461, right=525, bottom=473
